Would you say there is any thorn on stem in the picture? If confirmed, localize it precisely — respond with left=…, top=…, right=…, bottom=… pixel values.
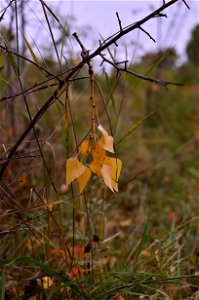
left=116, top=12, right=123, bottom=32
left=139, top=26, right=156, bottom=43
left=182, top=0, right=190, bottom=9
left=156, top=12, right=167, bottom=18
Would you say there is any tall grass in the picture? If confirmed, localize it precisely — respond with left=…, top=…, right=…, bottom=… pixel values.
left=0, top=0, right=198, bottom=299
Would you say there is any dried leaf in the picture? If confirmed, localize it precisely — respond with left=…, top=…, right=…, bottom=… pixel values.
left=110, top=157, right=122, bottom=192
left=90, top=139, right=122, bottom=192
left=66, top=157, right=85, bottom=189
left=114, top=296, right=125, bottom=300
left=80, top=139, right=91, bottom=156
left=49, top=248, right=65, bottom=257
left=101, top=163, right=114, bottom=192
left=98, top=124, right=114, bottom=153
left=77, top=166, right=91, bottom=193
left=68, top=246, right=88, bottom=260
left=90, top=140, right=106, bottom=177
left=42, top=276, right=53, bottom=289
left=68, top=265, right=84, bottom=281
left=26, top=237, right=41, bottom=252
left=104, top=157, right=122, bottom=192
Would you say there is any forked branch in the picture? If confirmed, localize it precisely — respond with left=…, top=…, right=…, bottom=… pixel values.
left=0, top=0, right=189, bottom=179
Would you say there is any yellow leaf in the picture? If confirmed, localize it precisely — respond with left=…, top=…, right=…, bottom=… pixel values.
left=111, top=158, right=122, bottom=192
left=77, top=166, right=91, bottom=193
left=98, top=124, right=114, bottom=153
left=92, top=138, right=106, bottom=161
left=89, top=134, right=122, bottom=192
left=90, top=140, right=106, bottom=177
left=80, top=139, right=91, bottom=156
left=104, top=157, right=122, bottom=192
left=42, top=276, right=53, bottom=289
left=66, top=157, right=85, bottom=189
left=26, top=237, right=41, bottom=252
left=101, top=163, right=114, bottom=192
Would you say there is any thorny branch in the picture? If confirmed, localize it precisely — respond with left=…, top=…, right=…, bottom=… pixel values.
left=0, top=0, right=190, bottom=179
left=99, top=54, right=183, bottom=87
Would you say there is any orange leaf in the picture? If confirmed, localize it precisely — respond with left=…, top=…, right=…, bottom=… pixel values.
left=88, top=129, right=122, bottom=192
left=114, top=296, right=125, bottom=300
left=80, top=139, right=91, bottom=156
left=77, top=166, right=91, bottom=193
left=104, top=157, right=122, bottom=192
left=49, top=248, right=65, bottom=257
left=68, top=265, right=84, bottom=281
left=98, top=124, right=114, bottom=153
left=101, top=163, right=114, bottom=192
left=90, top=140, right=106, bottom=177
left=101, top=157, right=122, bottom=192
left=66, top=157, right=85, bottom=189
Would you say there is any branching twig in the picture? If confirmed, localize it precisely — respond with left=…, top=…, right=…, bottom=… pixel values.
left=0, top=0, right=186, bottom=179
left=99, top=54, right=183, bottom=87
left=0, top=44, right=58, bottom=79
left=139, top=26, right=156, bottom=43
left=116, top=12, right=123, bottom=32
left=182, top=0, right=190, bottom=9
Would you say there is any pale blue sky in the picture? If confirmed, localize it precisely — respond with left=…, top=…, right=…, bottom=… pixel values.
left=1, top=1, right=198, bottom=65
left=57, top=0, right=198, bottom=63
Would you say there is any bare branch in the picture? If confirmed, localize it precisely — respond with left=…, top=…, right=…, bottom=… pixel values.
left=139, top=26, right=156, bottom=43
left=0, top=44, right=59, bottom=79
left=0, top=0, right=186, bottom=179
left=73, top=32, right=86, bottom=52
left=155, top=12, right=167, bottom=18
left=99, top=55, right=183, bottom=87
left=182, top=0, right=190, bottom=9
left=116, top=12, right=123, bottom=32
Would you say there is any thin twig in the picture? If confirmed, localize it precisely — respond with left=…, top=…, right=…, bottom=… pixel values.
left=139, top=26, right=156, bottom=43
left=99, top=54, right=183, bottom=86
left=116, top=12, right=123, bottom=32
left=182, top=0, right=190, bottom=9
left=0, top=0, right=184, bottom=179
left=0, top=44, right=57, bottom=79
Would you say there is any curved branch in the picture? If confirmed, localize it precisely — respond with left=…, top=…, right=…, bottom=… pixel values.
left=0, top=0, right=184, bottom=179
left=99, top=55, right=183, bottom=87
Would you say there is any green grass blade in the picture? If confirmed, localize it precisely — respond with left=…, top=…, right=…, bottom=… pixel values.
left=7, top=51, right=19, bottom=76
left=104, top=71, right=117, bottom=116
left=0, top=268, right=6, bottom=300
left=133, top=49, right=174, bottom=89
left=132, top=218, right=151, bottom=270
left=2, top=257, right=68, bottom=283
left=116, top=111, right=156, bottom=145
left=23, top=35, right=40, bottom=65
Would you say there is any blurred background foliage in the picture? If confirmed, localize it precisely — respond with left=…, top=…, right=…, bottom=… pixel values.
left=0, top=3, right=198, bottom=298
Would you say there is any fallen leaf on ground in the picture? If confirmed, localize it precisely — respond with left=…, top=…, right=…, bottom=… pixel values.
left=68, top=265, right=84, bottom=281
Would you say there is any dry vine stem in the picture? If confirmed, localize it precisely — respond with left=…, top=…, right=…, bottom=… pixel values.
left=72, top=32, right=96, bottom=140
left=0, top=0, right=189, bottom=180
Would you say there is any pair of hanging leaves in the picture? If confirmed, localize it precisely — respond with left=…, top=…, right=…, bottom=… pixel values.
left=66, top=125, right=122, bottom=193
